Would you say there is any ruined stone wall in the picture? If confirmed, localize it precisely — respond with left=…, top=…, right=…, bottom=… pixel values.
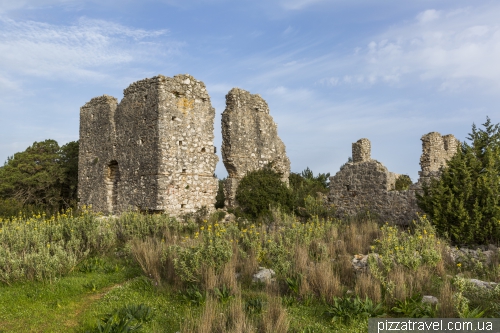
left=352, top=138, right=371, bottom=163
left=78, top=95, right=118, bottom=213
left=328, top=138, right=419, bottom=224
left=78, top=74, right=218, bottom=215
left=329, top=132, right=460, bottom=224
left=221, top=88, right=290, bottom=207
left=417, top=132, right=460, bottom=186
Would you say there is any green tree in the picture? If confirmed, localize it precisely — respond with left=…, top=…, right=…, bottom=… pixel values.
left=289, top=167, right=330, bottom=216
left=417, top=117, right=500, bottom=245
left=59, top=141, right=79, bottom=207
left=215, top=177, right=225, bottom=209
left=235, top=167, right=292, bottom=218
left=0, top=139, right=79, bottom=215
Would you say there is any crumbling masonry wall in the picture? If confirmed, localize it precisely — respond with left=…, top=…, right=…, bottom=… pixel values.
left=329, top=139, right=418, bottom=224
left=221, top=88, right=290, bottom=207
left=416, top=132, right=460, bottom=186
left=78, top=74, right=219, bottom=215
left=328, top=133, right=459, bottom=224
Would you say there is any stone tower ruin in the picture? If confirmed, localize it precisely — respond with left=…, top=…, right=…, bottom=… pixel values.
left=78, top=74, right=219, bottom=215
left=418, top=132, right=459, bottom=185
left=221, top=88, right=290, bottom=207
left=328, top=132, right=460, bottom=224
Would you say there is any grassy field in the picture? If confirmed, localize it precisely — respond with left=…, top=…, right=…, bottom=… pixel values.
left=0, top=209, right=498, bottom=332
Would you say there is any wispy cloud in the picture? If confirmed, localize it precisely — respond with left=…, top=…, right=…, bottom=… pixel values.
left=0, top=16, right=180, bottom=82
left=354, top=5, right=500, bottom=92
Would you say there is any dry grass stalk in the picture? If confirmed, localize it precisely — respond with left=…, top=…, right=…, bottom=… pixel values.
left=309, top=261, right=342, bottom=301
left=219, top=248, right=239, bottom=293
left=238, top=250, right=259, bottom=285
left=334, top=254, right=356, bottom=287
left=293, top=244, right=309, bottom=276
left=130, top=237, right=163, bottom=285
left=202, top=266, right=217, bottom=291
left=387, top=266, right=410, bottom=302
left=260, top=297, right=289, bottom=333
left=438, top=279, right=456, bottom=317
left=355, top=272, right=381, bottom=303
left=226, top=295, right=255, bottom=333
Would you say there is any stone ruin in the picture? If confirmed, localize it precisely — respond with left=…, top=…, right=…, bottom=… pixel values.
left=78, top=72, right=456, bottom=222
left=221, top=88, right=290, bottom=207
left=328, top=133, right=459, bottom=224
left=415, top=132, right=460, bottom=187
left=78, top=74, right=219, bottom=215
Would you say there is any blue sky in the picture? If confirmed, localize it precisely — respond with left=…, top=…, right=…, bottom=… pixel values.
left=1, top=0, right=499, bottom=181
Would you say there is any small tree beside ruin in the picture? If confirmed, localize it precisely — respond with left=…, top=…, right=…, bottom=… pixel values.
left=417, top=117, right=500, bottom=245
left=235, top=167, right=292, bottom=219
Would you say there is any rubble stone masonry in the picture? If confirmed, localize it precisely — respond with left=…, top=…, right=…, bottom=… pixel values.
left=78, top=74, right=219, bottom=215
left=328, top=133, right=459, bottom=224
left=221, top=88, right=290, bottom=207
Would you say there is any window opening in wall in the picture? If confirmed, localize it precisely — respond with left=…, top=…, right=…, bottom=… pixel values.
left=106, top=161, right=120, bottom=214
left=181, top=204, right=186, bottom=208
left=182, top=168, right=187, bottom=173
left=179, top=141, right=182, bottom=146
left=201, top=147, right=206, bottom=152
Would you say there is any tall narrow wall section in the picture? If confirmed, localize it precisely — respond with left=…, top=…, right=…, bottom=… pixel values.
left=78, top=74, right=219, bottom=216
left=418, top=132, right=459, bottom=185
left=221, top=88, right=290, bottom=207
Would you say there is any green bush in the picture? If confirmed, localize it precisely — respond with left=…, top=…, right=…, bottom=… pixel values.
left=235, top=167, right=292, bottom=218
left=289, top=167, right=330, bottom=218
left=215, top=178, right=225, bottom=209
left=394, top=175, right=412, bottom=191
left=417, top=117, right=500, bottom=245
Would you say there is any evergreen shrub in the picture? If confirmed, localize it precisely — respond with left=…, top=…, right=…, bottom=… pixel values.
left=417, top=117, right=500, bottom=245
left=235, top=167, right=292, bottom=218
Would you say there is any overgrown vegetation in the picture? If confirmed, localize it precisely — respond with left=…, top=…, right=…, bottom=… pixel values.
left=1, top=206, right=499, bottom=331
left=1, top=119, right=500, bottom=332
left=0, top=139, right=79, bottom=217
left=417, top=117, right=500, bottom=244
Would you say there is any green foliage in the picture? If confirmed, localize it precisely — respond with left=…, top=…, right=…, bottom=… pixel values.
left=213, top=285, right=234, bottom=304
left=245, top=297, right=265, bottom=315
left=88, top=304, right=153, bottom=333
left=181, top=285, right=206, bottom=306
left=369, top=215, right=442, bottom=274
left=394, top=174, right=412, bottom=191
left=235, top=166, right=292, bottom=218
left=0, top=208, right=116, bottom=284
left=171, top=228, right=232, bottom=283
left=417, top=117, right=500, bottom=245
left=215, top=178, right=225, bottom=209
left=391, top=293, right=437, bottom=318
left=325, top=295, right=385, bottom=323
left=0, top=139, right=79, bottom=216
left=289, top=167, right=331, bottom=218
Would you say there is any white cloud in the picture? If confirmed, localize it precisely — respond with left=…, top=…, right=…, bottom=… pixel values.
left=320, top=4, right=500, bottom=93
left=0, top=16, right=179, bottom=82
left=416, top=9, right=440, bottom=23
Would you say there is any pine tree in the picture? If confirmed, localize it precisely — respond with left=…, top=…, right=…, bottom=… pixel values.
left=417, top=117, right=500, bottom=245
